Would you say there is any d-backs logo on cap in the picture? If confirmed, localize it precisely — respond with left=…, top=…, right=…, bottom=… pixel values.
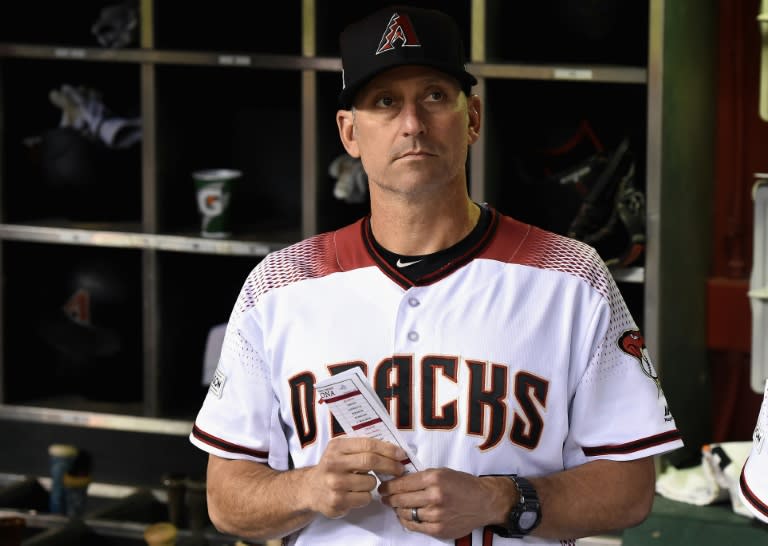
left=376, top=12, right=421, bottom=55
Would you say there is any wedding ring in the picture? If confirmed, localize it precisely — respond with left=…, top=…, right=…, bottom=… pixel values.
left=411, top=507, right=421, bottom=523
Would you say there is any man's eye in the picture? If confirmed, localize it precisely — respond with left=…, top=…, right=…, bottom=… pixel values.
left=375, top=96, right=394, bottom=107
left=426, top=91, right=444, bottom=102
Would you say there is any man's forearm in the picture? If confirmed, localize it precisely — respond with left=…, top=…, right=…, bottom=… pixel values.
left=205, top=437, right=406, bottom=540
left=530, top=457, right=656, bottom=539
left=206, top=455, right=316, bottom=540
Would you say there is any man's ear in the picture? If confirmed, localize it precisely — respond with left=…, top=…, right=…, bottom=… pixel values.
left=336, top=110, right=360, bottom=158
left=467, top=95, right=482, bottom=145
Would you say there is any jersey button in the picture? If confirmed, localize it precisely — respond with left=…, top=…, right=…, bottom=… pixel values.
left=408, top=297, right=420, bottom=307
left=407, top=331, right=419, bottom=342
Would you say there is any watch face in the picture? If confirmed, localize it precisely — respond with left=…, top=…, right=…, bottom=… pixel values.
left=519, top=510, right=539, bottom=530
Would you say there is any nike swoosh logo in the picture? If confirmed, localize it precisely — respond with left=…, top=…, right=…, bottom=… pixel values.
left=396, top=258, right=423, bottom=268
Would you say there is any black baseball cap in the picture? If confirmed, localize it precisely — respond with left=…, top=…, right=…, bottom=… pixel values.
left=338, top=5, right=477, bottom=109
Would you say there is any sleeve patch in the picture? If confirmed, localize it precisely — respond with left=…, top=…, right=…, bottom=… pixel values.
left=209, top=367, right=227, bottom=399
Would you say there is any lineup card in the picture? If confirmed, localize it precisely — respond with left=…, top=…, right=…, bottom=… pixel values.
left=315, top=367, right=422, bottom=479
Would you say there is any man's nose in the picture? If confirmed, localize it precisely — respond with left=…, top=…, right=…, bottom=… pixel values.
left=399, top=102, right=427, bottom=136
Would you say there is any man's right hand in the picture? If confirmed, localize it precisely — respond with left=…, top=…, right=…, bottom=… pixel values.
left=304, top=436, right=406, bottom=519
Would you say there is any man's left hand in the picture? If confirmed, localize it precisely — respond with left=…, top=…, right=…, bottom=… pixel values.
left=378, top=468, right=511, bottom=540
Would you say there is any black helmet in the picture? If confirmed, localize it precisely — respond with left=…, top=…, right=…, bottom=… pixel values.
left=37, top=258, right=142, bottom=401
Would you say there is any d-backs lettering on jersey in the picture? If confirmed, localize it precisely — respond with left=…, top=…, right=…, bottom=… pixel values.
left=290, top=359, right=549, bottom=452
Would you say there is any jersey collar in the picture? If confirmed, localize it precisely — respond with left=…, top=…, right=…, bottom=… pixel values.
left=360, top=205, right=499, bottom=289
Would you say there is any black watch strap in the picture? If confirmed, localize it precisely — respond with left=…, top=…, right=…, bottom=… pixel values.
left=485, top=474, right=542, bottom=538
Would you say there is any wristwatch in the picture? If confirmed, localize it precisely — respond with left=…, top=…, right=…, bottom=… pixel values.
left=486, top=474, right=542, bottom=538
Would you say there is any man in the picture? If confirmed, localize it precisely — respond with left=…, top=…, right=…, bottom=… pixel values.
left=190, top=6, right=683, bottom=545
left=739, top=379, right=768, bottom=524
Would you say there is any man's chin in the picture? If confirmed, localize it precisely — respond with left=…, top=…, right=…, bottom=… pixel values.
left=375, top=179, right=454, bottom=199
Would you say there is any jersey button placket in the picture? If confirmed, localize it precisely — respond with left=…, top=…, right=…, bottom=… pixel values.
left=396, top=289, right=422, bottom=349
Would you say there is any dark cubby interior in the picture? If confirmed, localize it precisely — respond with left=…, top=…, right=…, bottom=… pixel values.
left=155, top=65, right=302, bottom=240
left=483, top=79, right=647, bottom=265
left=154, top=0, right=301, bottom=55
left=487, top=1, right=649, bottom=65
left=156, top=251, right=261, bottom=418
left=1, top=59, right=142, bottom=224
left=0, top=1, right=132, bottom=48
left=2, top=242, right=144, bottom=409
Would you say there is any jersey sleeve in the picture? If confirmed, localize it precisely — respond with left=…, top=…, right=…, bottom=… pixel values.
left=189, top=267, right=290, bottom=470
left=563, top=271, right=684, bottom=468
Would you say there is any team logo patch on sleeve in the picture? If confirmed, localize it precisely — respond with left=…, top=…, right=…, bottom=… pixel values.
left=619, top=330, right=675, bottom=422
left=618, top=330, right=662, bottom=396
left=209, top=367, right=227, bottom=399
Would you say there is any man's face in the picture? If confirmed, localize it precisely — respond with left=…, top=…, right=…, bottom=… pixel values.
left=337, top=66, right=480, bottom=199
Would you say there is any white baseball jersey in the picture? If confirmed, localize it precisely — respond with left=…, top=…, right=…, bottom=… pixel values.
left=739, top=379, right=768, bottom=524
left=190, top=208, right=684, bottom=545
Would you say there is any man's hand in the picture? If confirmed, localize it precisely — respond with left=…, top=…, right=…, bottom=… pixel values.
left=304, top=437, right=407, bottom=519
left=378, top=458, right=656, bottom=541
left=378, top=468, right=507, bottom=540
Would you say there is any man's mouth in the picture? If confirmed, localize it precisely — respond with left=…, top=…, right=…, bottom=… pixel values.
left=398, top=149, right=434, bottom=159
